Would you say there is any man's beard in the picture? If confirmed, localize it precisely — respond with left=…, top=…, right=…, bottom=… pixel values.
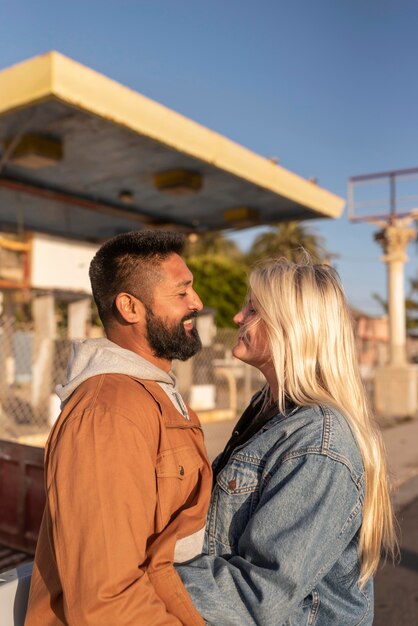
left=145, top=308, right=202, bottom=361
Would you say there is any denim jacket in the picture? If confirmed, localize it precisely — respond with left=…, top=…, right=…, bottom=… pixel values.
left=177, top=403, right=373, bottom=626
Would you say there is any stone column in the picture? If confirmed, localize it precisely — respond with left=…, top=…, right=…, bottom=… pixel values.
left=374, top=220, right=418, bottom=421
left=0, top=293, right=14, bottom=433
left=374, top=222, right=416, bottom=366
left=32, top=294, right=56, bottom=422
left=68, top=298, right=91, bottom=340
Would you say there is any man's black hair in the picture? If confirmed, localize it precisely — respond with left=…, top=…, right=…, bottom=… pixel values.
left=89, top=230, right=185, bottom=325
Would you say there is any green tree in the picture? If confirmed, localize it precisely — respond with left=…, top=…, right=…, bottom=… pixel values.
left=246, top=221, right=328, bottom=265
left=186, top=254, right=248, bottom=327
left=372, top=293, right=388, bottom=314
left=373, top=279, right=418, bottom=330
left=405, top=278, right=418, bottom=330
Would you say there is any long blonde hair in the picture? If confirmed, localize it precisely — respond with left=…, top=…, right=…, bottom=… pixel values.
left=248, top=257, right=396, bottom=587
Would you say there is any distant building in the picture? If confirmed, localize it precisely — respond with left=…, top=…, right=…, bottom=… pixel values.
left=351, top=309, right=389, bottom=379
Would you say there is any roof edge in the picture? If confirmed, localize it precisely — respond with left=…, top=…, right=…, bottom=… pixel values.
left=0, top=51, right=56, bottom=115
left=0, top=52, right=345, bottom=219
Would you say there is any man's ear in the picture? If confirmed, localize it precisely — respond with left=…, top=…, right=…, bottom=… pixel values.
left=114, top=293, right=144, bottom=323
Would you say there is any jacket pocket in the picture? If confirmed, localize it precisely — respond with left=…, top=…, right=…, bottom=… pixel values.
left=208, top=458, right=261, bottom=554
left=155, top=445, right=202, bottom=531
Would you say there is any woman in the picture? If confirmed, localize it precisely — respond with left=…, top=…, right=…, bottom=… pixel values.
left=176, top=258, right=396, bottom=626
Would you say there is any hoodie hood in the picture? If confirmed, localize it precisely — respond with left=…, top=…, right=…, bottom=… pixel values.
left=55, top=337, right=190, bottom=418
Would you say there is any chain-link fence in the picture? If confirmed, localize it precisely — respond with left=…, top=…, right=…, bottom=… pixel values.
left=0, top=294, right=378, bottom=446
left=0, top=322, right=72, bottom=443
left=0, top=304, right=265, bottom=444
left=175, top=328, right=265, bottom=418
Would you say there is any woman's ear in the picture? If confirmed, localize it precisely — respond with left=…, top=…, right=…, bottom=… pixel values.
left=114, top=292, right=144, bottom=323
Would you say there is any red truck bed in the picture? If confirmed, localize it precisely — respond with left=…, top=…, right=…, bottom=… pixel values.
left=0, top=439, right=45, bottom=571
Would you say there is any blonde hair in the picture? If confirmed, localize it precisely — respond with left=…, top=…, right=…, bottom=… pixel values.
left=248, top=257, right=396, bottom=587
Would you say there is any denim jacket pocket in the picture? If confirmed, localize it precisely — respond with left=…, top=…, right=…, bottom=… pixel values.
left=207, top=457, right=262, bottom=554
left=156, top=445, right=202, bottom=531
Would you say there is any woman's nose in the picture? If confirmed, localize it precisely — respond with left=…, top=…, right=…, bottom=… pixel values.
left=233, top=310, right=244, bottom=325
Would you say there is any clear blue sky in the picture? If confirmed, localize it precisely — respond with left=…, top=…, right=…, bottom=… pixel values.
left=2, top=0, right=418, bottom=314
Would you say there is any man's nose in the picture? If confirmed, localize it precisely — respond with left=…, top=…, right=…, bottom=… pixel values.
left=191, top=290, right=203, bottom=311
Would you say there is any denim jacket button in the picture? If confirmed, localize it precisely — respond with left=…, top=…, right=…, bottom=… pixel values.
left=228, top=478, right=237, bottom=490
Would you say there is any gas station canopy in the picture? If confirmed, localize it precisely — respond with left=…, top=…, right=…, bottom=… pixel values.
left=0, top=52, right=344, bottom=242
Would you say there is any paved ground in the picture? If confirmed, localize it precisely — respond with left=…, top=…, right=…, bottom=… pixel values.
left=374, top=495, right=418, bottom=625
left=381, top=419, right=418, bottom=509
left=202, top=417, right=235, bottom=462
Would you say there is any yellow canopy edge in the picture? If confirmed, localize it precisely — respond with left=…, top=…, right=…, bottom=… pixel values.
left=0, top=51, right=345, bottom=219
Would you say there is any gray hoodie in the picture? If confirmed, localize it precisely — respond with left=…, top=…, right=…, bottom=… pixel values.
left=55, top=337, right=190, bottom=419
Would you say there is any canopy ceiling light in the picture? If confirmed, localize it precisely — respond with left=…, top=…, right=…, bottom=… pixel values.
left=154, top=169, right=202, bottom=195
left=118, top=190, right=134, bottom=204
left=223, top=206, right=260, bottom=228
left=4, top=134, right=63, bottom=170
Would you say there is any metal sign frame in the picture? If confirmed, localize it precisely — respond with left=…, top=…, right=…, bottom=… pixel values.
left=348, top=166, right=418, bottom=223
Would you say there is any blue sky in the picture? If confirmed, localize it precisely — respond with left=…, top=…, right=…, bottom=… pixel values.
left=1, top=0, right=418, bottom=313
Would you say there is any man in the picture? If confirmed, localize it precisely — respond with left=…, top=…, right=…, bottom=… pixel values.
left=26, top=231, right=212, bottom=625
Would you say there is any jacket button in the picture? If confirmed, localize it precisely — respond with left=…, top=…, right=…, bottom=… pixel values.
left=228, top=478, right=237, bottom=490
left=179, top=465, right=185, bottom=476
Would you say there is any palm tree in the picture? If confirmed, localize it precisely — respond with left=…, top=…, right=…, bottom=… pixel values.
left=184, top=231, right=248, bottom=327
left=246, top=221, right=328, bottom=265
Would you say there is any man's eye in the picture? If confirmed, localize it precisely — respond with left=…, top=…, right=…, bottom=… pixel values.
left=178, top=292, right=187, bottom=298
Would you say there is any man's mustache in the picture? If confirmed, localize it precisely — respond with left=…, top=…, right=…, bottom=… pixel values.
left=181, top=311, right=199, bottom=323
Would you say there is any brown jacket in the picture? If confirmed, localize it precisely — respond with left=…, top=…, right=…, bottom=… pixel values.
left=25, top=374, right=212, bottom=625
